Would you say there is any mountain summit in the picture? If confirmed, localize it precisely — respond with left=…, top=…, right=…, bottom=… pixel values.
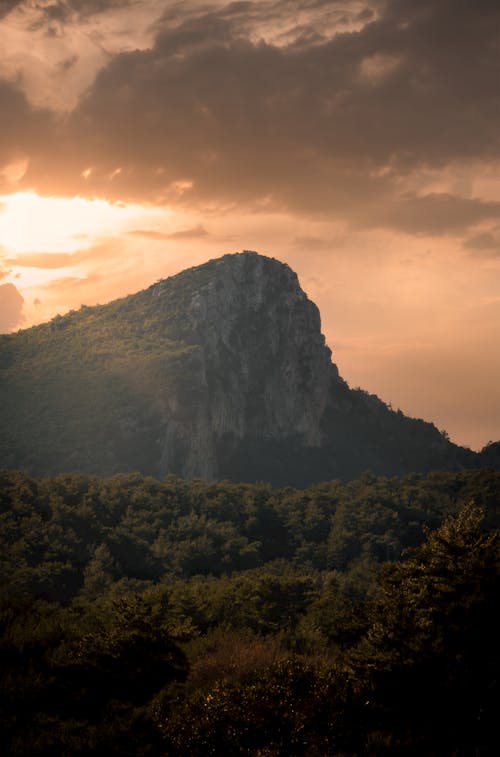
left=0, top=251, right=493, bottom=485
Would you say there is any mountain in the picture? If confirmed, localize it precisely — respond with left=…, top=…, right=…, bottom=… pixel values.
left=0, top=251, right=494, bottom=486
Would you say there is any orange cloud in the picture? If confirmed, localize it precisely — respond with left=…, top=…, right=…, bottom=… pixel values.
left=128, top=224, right=209, bottom=241
left=5, top=252, right=77, bottom=268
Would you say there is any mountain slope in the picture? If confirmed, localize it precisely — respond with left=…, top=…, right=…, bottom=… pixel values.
left=0, top=251, right=489, bottom=485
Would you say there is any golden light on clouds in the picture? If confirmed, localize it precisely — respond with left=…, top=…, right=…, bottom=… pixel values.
left=0, top=190, right=178, bottom=297
left=1, top=158, right=29, bottom=184
left=0, top=0, right=163, bottom=110
left=0, top=191, right=168, bottom=254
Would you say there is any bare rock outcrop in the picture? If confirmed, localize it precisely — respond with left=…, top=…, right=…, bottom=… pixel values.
left=155, top=252, right=340, bottom=479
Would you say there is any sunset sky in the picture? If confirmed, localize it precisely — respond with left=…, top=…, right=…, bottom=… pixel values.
left=1, top=0, right=500, bottom=450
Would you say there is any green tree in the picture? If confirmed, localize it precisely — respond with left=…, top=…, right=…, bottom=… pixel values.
left=353, top=503, right=499, bottom=754
left=80, top=543, right=117, bottom=598
left=0, top=595, right=188, bottom=755
left=162, top=659, right=358, bottom=756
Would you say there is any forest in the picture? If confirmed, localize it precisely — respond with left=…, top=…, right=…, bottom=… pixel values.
left=1, top=467, right=499, bottom=755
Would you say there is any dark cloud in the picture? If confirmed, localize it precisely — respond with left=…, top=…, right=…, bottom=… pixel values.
left=8, top=0, right=500, bottom=234
left=58, top=55, right=79, bottom=72
left=157, top=0, right=370, bottom=42
left=68, top=0, right=134, bottom=16
left=0, top=282, right=24, bottom=332
left=463, top=230, right=500, bottom=254
left=360, top=194, right=500, bottom=235
left=6, top=0, right=135, bottom=23
left=43, top=3, right=70, bottom=22
left=0, top=0, right=22, bottom=20
left=0, top=78, right=55, bottom=190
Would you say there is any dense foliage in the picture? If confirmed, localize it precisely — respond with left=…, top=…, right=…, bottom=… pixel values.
left=1, top=468, right=499, bottom=754
left=0, top=287, right=196, bottom=476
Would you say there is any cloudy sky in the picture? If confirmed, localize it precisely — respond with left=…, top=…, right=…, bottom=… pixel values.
left=1, top=0, right=500, bottom=450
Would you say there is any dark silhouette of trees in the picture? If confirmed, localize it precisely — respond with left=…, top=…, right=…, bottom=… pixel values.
left=352, top=503, right=499, bottom=754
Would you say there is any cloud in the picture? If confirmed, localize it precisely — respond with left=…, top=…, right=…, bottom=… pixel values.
left=165, top=224, right=209, bottom=240
left=128, top=224, right=209, bottom=241
left=293, top=236, right=332, bottom=251
left=4, top=238, right=127, bottom=270
left=0, top=79, right=55, bottom=191
left=463, top=229, right=500, bottom=254
left=0, top=253, right=12, bottom=282
left=360, top=193, right=500, bottom=235
left=0, top=0, right=22, bottom=20
left=5, top=243, right=117, bottom=269
left=67, top=0, right=136, bottom=18
left=5, top=252, right=78, bottom=268
left=128, top=230, right=179, bottom=241
left=58, top=55, right=79, bottom=72
left=62, top=2, right=500, bottom=217
left=2, top=0, right=500, bottom=237
left=3, top=0, right=136, bottom=24
left=0, top=0, right=162, bottom=110
left=0, top=282, right=24, bottom=332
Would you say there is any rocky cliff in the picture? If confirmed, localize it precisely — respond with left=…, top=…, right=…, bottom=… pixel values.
left=154, top=252, right=338, bottom=479
left=0, top=251, right=493, bottom=484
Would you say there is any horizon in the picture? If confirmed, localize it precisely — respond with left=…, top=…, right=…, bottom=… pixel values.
left=1, top=1, right=500, bottom=451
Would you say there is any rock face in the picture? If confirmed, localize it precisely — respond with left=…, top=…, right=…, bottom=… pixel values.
left=155, top=253, right=338, bottom=479
left=0, top=251, right=494, bottom=485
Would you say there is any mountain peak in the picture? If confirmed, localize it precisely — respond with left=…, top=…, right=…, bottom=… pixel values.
left=145, top=250, right=337, bottom=479
left=0, top=251, right=489, bottom=484
left=149, top=250, right=303, bottom=309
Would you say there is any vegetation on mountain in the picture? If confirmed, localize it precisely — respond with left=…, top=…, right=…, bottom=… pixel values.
left=0, top=252, right=492, bottom=484
left=1, top=467, right=498, bottom=754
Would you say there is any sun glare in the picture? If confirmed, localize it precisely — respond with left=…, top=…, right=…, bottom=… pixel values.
left=0, top=191, right=167, bottom=255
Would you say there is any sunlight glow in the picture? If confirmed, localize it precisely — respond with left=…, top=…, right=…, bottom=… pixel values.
left=0, top=191, right=168, bottom=254
left=1, top=158, right=29, bottom=184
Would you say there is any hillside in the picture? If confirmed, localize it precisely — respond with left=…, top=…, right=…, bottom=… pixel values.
left=0, top=251, right=493, bottom=484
